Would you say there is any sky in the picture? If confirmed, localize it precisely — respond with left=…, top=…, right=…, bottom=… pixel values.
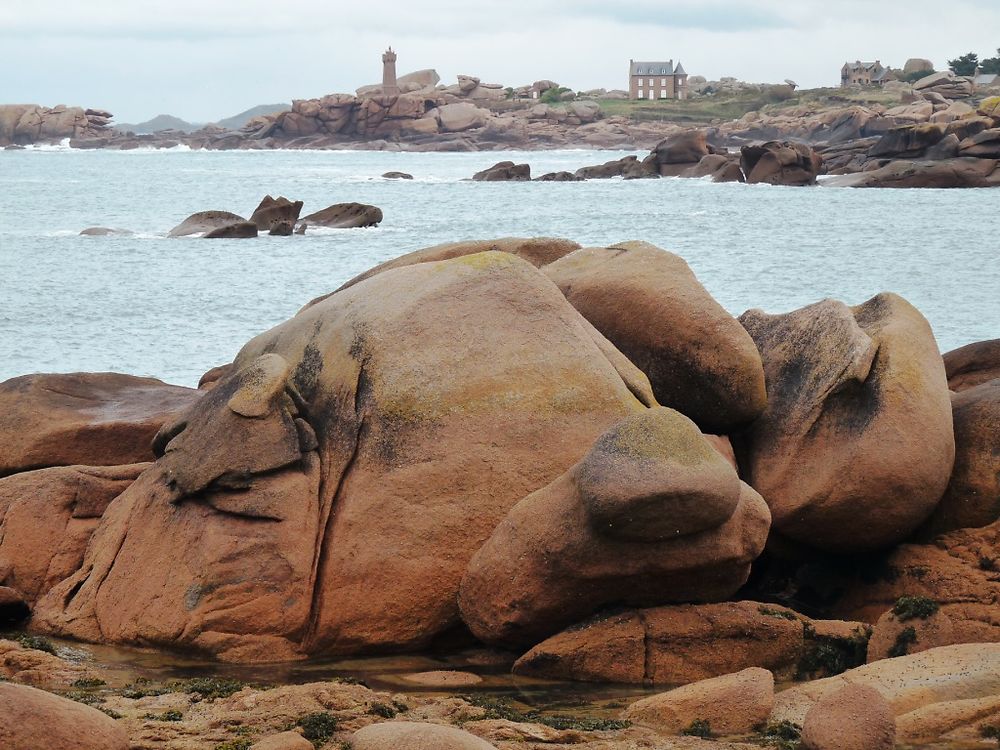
left=2, top=0, right=999, bottom=123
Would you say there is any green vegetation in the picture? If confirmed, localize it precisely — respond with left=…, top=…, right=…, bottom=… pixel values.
left=892, top=596, right=939, bottom=621
left=15, top=633, right=57, bottom=654
left=983, top=50, right=1000, bottom=75
left=981, top=725, right=1000, bottom=746
left=367, top=701, right=397, bottom=718
left=753, top=720, right=802, bottom=749
left=71, top=677, right=107, bottom=688
left=175, top=677, right=249, bottom=700
left=889, top=626, right=918, bottom=658
left=798, top=624, right=871, bottom=679
left=464, top=695, right=629, bottom=731
left=121, top=677, right=169, bottom=699
left=214, top=741, right=253, bottom=750
left=99, top=707, right=123, bottom=720
left=759, top=605, right=799, bottom=621
left=594, top=85, right=899, bottom=126
left=294, top=712, right=339, bottom=747
left=682, top=718, right=713, bottom=738
left=540, top=86, right=572, bottom=104
left=144, top=709, right=184, bottom=721
left=949, top=52, right=980, bottom=76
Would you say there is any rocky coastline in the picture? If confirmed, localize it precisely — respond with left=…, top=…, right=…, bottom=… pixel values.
left=1, top=236, right=998, bottom=748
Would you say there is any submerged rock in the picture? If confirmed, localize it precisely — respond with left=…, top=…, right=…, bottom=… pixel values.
left=203, top=221, right=259, bottom=238
left=299, top=202, right=382, bottom=228
left=249, top=195, right=303, bottom=231
left=472, top=161, right=530, bottom=181
left=167, top=210, right=246, bottom=237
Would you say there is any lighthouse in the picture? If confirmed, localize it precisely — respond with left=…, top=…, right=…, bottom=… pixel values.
left=382, top=47, right=400, bottom=96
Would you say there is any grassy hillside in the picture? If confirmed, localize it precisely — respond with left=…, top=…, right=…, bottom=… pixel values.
left=596, top=87, right=905, bottom=125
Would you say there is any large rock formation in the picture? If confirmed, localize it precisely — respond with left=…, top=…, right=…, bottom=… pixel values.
left=739, top=294, right=955, bottom=551
left=0, top=104, right=111, bottom=146
left=0, top=373, right=200, bottom=477
left=33, top=251, right=655, bottom=660
left=740, top=141, right=822, bottom=185
left=459, top=408, right=771, bottom=647
left=542, top=241, right=767, bottom=432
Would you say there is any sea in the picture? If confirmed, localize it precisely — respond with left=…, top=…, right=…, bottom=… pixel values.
left=1, top=144, right=997, bottom=388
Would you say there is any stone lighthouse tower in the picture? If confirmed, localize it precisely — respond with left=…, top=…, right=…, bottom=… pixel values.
left=382, top=47, right=400, bottom=96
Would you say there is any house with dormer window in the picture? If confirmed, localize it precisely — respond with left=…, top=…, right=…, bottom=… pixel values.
left=629, top=59, right=689, bottom=100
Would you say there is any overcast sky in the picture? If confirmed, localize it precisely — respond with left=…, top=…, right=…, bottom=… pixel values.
left=2, top=0, right=998, bottom=123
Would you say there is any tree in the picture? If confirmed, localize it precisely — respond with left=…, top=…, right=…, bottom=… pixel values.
left=948, top=52, right=979, bottom=76
left=981, top=49, right=1000, bottom=75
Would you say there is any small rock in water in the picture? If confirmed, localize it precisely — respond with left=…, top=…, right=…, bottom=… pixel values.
left=399, top=670, right=483, bottom=687
left=269, top=221, right=294, bottom=236
left=203, top=222, right=258, bottom=239
left=79, top=227, right=133, bottom=236
left=382, top=171, right=414, bottom=179
left=294, top=222, right=307, bottom=235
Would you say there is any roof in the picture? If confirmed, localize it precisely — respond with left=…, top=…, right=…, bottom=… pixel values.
left=673, top=61, right=686, bottom=76
left=975, top=73, right=998, bottom=85
left=631, top=60, right=674, bottom=76
left=843, top=61, right=882, bottom=71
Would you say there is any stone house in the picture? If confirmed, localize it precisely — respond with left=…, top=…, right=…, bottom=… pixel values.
left=841, top=60, right=894, bottom=87
left=628, top=60, right=689, bottom=100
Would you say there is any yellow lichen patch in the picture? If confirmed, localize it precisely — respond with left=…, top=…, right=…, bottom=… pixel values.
left=606, top=408, right=716, bottom=466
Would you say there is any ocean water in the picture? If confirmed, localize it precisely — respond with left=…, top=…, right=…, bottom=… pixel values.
left=1, top=145, right=997, bottom=388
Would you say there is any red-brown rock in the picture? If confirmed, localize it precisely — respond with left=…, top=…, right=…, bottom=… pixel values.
left=512, top=601, right=870, bottom=684
left=944, top=339, right=1000, bottom=391
left=34, top=252, right=653, bottom=659
left=0, top=373, right=200, bottom=477
left=919, top=380, right=1000, bottom=537
left=459, top=408, right=769, bottom=647
left=543, top=241, right=767, bottom=432
left=800, top=684, right=895, bottom=750
left=740, top=141, right=822, bottom=185
left=739, top=294, right=954, bottom=551
left=0, top=682, right=129, bottom=750
left=0, top=463, right=146, bottom=602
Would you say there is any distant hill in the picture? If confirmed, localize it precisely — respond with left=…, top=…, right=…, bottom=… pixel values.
left=114, top=113, right=200, bottom=134
left=114, top=103, right=290, bottom=134
left=215, top=103, right=290, bottom=130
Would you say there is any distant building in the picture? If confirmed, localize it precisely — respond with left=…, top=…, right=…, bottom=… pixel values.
left=628, top=60, right=689, bottom=100
left=841, top=60, right=894, bottom=87
left=382, top=47, right=399, bottom=96
left=974, top=72, right=998, bottom=88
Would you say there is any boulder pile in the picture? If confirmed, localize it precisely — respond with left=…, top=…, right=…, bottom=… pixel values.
left=0, top=235, right=997, bottom=745
left=0, top=104, right=111, bottom=146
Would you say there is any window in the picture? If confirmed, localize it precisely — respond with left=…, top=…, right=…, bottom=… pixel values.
left=648, top=78, right=653, bottom=86
left=661, top=78, right=666, bottom=86
left=660, top=89, right=667, bottom=99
